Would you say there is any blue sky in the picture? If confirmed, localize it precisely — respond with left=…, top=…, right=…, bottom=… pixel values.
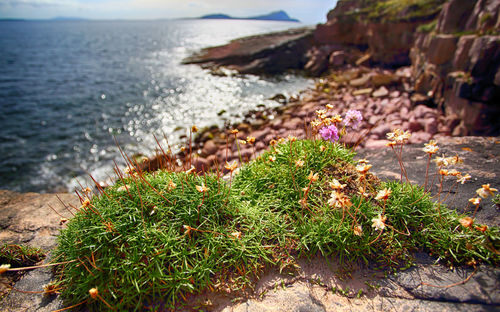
left=0, top=0, right=338, bottom=24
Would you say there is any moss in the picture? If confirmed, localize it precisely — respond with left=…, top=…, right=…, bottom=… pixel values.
left=343, top=0, right=446, bottom=23
left=417, top=19, right=437, bottom=33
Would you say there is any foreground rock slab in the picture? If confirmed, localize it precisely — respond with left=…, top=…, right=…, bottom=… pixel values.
left=1, top=137, right=499, bottom=311
left=0, top=191, right=79, bottom=311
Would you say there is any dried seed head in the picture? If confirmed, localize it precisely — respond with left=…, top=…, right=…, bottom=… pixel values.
left=0, top=264, right=11, bottom=275
left=89, top=287, right=98, bottom=299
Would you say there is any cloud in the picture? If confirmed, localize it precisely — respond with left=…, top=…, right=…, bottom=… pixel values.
left=0, top=0, right=76, bottom=8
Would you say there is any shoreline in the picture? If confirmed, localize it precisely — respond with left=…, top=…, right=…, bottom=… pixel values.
left=139, top=65, right=457, bottom=176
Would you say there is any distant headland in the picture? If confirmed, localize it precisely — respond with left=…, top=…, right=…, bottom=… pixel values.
left=200, top=10, right=300, bottom=22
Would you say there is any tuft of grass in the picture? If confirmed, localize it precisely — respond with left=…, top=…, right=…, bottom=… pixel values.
left=53, top=139, right=499, bottom=310
left=0, top=244, right=45, bottom=268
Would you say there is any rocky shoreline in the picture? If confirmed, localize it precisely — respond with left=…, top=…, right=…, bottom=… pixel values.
left=140, top=65, right=456, bottom=176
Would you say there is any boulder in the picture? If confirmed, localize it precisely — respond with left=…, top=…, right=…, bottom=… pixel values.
left=453, top=35, right=476, bottom=71
left=329, top=50, right=346, bottom=67
left=427, top=34, right=458, bottom=65
left=202, top=140, right=218, bottom=155
left=469, top=36, right=500, bottom=80
left=436, top=0, right=476, bottom=34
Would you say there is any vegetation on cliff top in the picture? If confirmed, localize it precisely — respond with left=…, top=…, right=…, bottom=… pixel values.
left=342, top=0, right=446, bottom=22
left=46, top=110, right=499, bottom=310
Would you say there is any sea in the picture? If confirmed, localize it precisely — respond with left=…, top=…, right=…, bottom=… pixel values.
left=0, top=19, right=312, bottom=193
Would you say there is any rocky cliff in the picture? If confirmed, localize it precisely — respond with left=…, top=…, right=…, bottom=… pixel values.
left=411, top=0, right=500, bottom=136
left=184, top=0, right=500, bottom=135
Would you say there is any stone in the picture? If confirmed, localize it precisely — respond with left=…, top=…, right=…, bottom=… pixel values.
left=202, top=140, right=218, bottom=155
left=371, top=73, right=397, bottom=87
left=469, top=35, right=500, bottom=80
left=427, top=34, right=458, bottom=65
left=329, top=50, right=346, bottom=67
left=413, top=105, right=436, bottom=119
left=251, top=128, right=271, bottom=141
left=436, top=0, right=476, bottom=34
left=305, top=45, right=336, bottom=76
left=350, top=74, right=372, bottom=87
left=352, top=88, right=373, bottom=96
left=193, top=157, right=209, bottom=172
left=453, top=35, right=476, bottom=71
left=409, top=120, right=424, bottom=132
left=424, top=118, right=438, bottom=135
left=371, top=124, right=391, bottom=138
left=409, top=131, right=432, bottom=144
left=372, top=86, right=389, bottom=98
left=411, top=94, right=431, bottom=106
left=364, top=139, right=389, bottom=149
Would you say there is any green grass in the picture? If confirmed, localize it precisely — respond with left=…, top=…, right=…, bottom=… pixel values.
left=343, top=0, right=445, bottom=22
left=53, top=139, right=500, bottom=310
left=0, top=244, right=45, bottom=268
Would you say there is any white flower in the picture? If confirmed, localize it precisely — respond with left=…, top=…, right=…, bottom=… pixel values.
left=371, top=214, right=387, bottom=231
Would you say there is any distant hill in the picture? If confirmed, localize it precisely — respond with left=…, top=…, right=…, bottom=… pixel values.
left=51, top=17, right=88, bottom=21
left=200, top=10, right=300, bottom=22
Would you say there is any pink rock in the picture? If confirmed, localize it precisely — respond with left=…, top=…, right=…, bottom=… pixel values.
left=389, top=91, right=400, bottom=98
left=409, top=120, right=424, bottom=132
left=193, top=157, right=209, bottom=172
left=263, top=133, right=275, bottom=145
left=424, top=118, right=438, bottom=135
left=371, top=124, right=391, bottom=138
left=255, top=141, right=266, bottom=151
left=251, top=128, right=271, bottom=141
left=413, top=105, right=436, bottom=119
left=427, top=34, right=458, bottom=65
left=207, top=154, right=218, bottom=166
left=409, top=132, right=432, bottom=144
left=202, top=140, right=218, bottom=155
left=364, top=139, right=389, bottom=149
left=368, top=115, right=381, bottom=125
left=283, top=117, right=304, bottom=130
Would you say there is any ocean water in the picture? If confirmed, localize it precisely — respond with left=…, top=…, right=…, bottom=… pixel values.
left=0, top=19, right=311, bottom=193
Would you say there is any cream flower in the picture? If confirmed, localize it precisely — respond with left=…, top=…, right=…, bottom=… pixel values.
left=329, top=179, right=346, bottom=190
left=476, top=184, right=498, bottom=198
left=423, top=145, right=439, bottom=155
left=356, top=164, right=372, bottom=175
left=468, top=197, right=481, bottom=205
left=196, top=183, right=208, bottom=193
left=457, top=174, right=471, bottom=184
left=231, top=231, right=242, bottom=239
left=307, top=171, right=319, bottom=182
left=225, top=161, right=238, bottom=172
left=353, top=225, right=363, bottom=236
left=371, top=214, right=387, bottom=231
left=295, top=160, right=305, bottom=168
left=459, top=217, right=474, bottom=228
left=375, top=188, right=392, bottom=201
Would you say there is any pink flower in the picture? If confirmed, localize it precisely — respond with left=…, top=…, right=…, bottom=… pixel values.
left=344, top=110, right=363, bottom=129
left=319, top=125, right=339, bottom=142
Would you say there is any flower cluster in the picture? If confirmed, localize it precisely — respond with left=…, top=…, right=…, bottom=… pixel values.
left=311, top=106, right=363, bottom=144
left=319, top=125, right=339, bottom=143
left=343, top=109, right=363, bottom=129
left=386, top=128, right=411, bottom=146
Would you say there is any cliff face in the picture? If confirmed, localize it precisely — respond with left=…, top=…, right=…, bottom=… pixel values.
left=307, top=0, right=445, bottom=74
left=184, top=0, right=500, bottom=135
left=411, top=0, right=500, bottom=135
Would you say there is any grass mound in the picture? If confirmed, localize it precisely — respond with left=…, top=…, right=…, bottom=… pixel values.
left=53, top=139, right=499, bottom=311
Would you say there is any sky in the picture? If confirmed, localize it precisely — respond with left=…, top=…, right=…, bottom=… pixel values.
left=0, top=0, right=338, bottom=24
